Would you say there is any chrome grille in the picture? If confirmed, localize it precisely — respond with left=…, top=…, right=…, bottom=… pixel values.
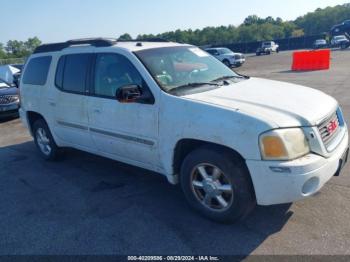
left=0, top=95, right=18, bottom=105
left=318, top=112, right=340, bottom=146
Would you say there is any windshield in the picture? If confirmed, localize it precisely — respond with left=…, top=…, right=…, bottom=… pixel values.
left=316, top=40, right=326, bottom=43
left=218, top=48, right=233, bottom=54
left=135, top=46, right=242, bottom=94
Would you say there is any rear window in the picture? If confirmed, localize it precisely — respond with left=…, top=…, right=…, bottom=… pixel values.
left=22, top=56, right=52, bottom=85
left=55, top=54, right=90, bottom=93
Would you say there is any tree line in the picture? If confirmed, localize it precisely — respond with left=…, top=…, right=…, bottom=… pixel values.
left=121, top=3, right=350, bottom=46
left=0, top=37, right=41, bottom=60
left=1, top=3, right=349, bottom=59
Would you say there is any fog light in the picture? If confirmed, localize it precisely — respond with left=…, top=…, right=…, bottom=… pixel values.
left=302, top=177, right=320, bottom=195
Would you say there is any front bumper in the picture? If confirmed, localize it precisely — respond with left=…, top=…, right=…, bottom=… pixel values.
left=0, top=103, right=19, bottom=118
left=246, top=130, right=349, bottom=206
left=234, top=59, right=245, bottom=66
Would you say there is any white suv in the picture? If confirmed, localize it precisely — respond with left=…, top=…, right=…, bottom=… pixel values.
left=256, top=41, right=279, bottom=56
left=205, top=48, right=245, bottom=67
left=20, top=38, right=349, bottom=223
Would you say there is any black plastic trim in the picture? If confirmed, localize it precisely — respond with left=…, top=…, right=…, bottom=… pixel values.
left=34, top=38, right=118, bottom=54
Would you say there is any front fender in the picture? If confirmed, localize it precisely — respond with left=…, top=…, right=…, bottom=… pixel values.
left=158, top=93, right=273, bottom=177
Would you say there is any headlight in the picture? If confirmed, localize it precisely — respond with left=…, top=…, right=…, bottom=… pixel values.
left=259, top=128, right=310, bottom=160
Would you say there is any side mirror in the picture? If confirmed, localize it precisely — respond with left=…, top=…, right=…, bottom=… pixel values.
left=116, top=84, right=154, bottom=104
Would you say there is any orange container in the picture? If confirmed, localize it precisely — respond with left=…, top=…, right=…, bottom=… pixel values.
left=292, top=49, right=330, bottom=71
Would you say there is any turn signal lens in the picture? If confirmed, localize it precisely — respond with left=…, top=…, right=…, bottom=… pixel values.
left=261, top=136, right=287, bottom=159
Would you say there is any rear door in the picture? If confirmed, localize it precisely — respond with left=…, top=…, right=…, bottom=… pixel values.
left=49, top=52, right=94, bottom=150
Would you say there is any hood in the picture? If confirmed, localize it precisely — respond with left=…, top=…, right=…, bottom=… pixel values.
left=184, top=77, right=337, bottom=127
left=0, top=86, right=18, bottom=96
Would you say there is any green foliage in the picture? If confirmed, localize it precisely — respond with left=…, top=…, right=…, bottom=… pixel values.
left=126, top=3, right=350, bottom=46
left=118, top=33, right=133, bottom=41
left=295, top=3, right=350, bottom=35
left=0, top=37, right=41, bottom=59
left=134, top=17, right=300, bottom=45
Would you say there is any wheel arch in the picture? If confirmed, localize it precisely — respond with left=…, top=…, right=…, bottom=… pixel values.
left=26, top=111, right=47, bottom=136
left=173, top=139, right=249, bottom=177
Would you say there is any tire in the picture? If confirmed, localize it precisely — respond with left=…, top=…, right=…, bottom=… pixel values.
left=222, top=59, right=231, bottom=68
left=180, top=145, right=256, bottom=223
left=256, top=52, right=260, bottom=56
left=32, top=119, right=60, bottom=161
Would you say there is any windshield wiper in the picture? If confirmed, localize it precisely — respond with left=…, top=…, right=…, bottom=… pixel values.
left=169, top=82, right=221, bottom=93
left=211, top=75, right=244, bottom=83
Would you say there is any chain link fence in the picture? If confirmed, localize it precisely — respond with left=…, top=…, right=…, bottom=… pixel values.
left=0, top=57, right=26, bottom=66
left=212, top=34, right=326, bottom=54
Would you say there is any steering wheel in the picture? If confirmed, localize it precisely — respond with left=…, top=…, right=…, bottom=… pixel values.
left=189, top=69, right=201, bottom=80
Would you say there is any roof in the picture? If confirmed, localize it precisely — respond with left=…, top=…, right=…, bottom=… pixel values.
left=205, top=47, right=228, bottom=50
left=114, top=41, right=189, bottom=52
left=33, top=38, right=190, bottom=54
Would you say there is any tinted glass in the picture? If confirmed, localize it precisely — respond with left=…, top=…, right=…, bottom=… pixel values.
left=94, top=53, right=143, bottom=98
left=55, top=56, right=65, bottom=88
left=219, top=48, right=232, bottom=54
left=136, top=46, right=240, bottom=93
left=62, top=54, right=90, bottom=93
left=206, top=49, right=218, bottom=55
left=22, top=56, right=52, bottom=85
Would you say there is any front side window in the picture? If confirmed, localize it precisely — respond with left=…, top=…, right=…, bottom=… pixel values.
left=94, top=53, right=143, bottom=98
left=206, top=49, right=219, bottom=55
left=22, top=56, right=52, bottom=85
left=135, top=46, right=242, bottom=95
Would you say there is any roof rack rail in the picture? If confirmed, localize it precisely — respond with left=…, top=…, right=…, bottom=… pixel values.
left=33, top=38, right=117, bottom=54
left=117, top=38, right=169, bottom=43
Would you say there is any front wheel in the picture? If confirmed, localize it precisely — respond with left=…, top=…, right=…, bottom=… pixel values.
left=222, top=59, right=231, bottom=67
left=180, top=145, right=256, bottom=223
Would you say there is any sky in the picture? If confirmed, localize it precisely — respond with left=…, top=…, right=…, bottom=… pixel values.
left=0, top=0, right=348, bottom=43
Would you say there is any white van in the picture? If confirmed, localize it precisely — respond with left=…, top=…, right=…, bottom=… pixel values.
left=19, top=38, right=349, bottom=223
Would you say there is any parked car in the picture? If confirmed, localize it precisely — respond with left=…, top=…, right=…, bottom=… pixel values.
left=205, top=48, right=245, bottom=67
left=0, top=64, right=21, bottom=85
left=256, top=41, right=279, bottom=56
left=0, top=78, right=20, bottom=118
left=313, top=39, right=328, bottom=49
left=331, top=20, right=350, bottom=36
left=331, top=35, right=350, bottom=49
left=20, top=38, right=349, bottom=223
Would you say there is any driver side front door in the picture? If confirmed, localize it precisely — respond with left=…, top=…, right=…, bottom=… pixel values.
left=87, top=53, right=159, bottom=169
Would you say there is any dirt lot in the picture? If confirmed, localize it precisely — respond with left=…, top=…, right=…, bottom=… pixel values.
left=0, top=49, right=349, bottom=256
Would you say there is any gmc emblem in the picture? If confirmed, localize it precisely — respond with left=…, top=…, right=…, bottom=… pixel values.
left=327, top=120, right=338, bottom=134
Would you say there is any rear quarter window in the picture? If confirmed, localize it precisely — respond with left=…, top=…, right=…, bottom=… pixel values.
left=22, top=56, right=52, bottom=85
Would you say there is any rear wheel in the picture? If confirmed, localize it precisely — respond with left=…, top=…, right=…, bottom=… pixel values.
left=33, top=119, right=60, bottom=161
left=180, top=145, right=256, bottom=223
left=223, top=59, right=231, bottom=67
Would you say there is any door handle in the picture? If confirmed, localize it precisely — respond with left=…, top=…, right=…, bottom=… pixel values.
left=49, top=101, right=56, bottom=107
left=93, top=109, right=101, bottom=114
